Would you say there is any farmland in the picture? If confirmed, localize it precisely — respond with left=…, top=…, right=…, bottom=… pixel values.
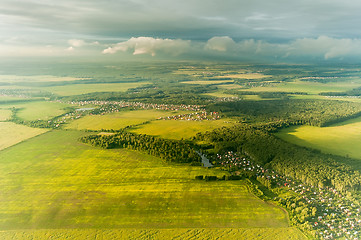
left=65, top=109, right=188, bottom=130
left=0, top=227, right=306, bottom=240
left=276, top=115, right=361, bottom=160
left=0, top=122, right=47, bottom=150
left=0, top=130, right=292, bottom=232
left=130, top=118, right=236, bottom=140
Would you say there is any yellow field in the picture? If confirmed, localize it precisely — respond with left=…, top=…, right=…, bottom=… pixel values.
left=0, top=75, right=89, bottom=83
left=203, top=91, right=239, bottom=98
left=0, top=122, right=47, bottom=150
left=0, top=109, right=12, bottom=121
left=214, top=73, right=269, bottom=79
left=65, top=109, right=188, bottom=130
left=130, top=119, right=237, bottom=140
left=42, top=82, right=151, bottom=96
left=181, top=80, right=234, bottom=85
left=276, top=116, right=361, bottom=159
left=0, top=227, right=306, bottom=240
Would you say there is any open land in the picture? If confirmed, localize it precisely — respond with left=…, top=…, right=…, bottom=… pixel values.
left=0, top=130, right=298, bottom=237
left=276, top=115, right=361, bottom=160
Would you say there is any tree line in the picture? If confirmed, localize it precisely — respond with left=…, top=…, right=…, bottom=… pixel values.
left=79, top=130, right=201, bottom=164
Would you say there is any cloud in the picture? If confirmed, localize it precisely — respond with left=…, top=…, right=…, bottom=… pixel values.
left=205, top=36, right=236, bottom=52
left=68, top=39, right=86, bottom=47
left=288, top=36, right=361, bottom=60
left=102, top=37, right=191, bottom=56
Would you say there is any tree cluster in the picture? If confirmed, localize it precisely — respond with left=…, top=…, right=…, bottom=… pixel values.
left=79, top=130, right=201, bottom=164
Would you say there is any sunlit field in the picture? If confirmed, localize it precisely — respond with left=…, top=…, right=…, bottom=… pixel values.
left=65, top=109, right=189, bottom=130
left=42, top=82, right=151, bottom=96
left=130, top=119, right=237, bottom=140
left=276, top=116, right=361, bottom=160
left=0, top=130, right=290, bottom=231
left=0, top=122, right=47, bottom=150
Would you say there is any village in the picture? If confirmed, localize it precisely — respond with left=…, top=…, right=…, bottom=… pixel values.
left=214, top=151, right=361, bottom=240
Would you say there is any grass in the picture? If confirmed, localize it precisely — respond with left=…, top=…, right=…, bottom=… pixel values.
left=0, top=130, right=290, bottom=230
left=8, top=101, right=70, bottom=121
left=276, top=116, right=361, bottom=160
left=0, top=75, right=89, bottom=83
left=41, top=82, right=151, bottom=96
left=213, top=73, right=269, bottom=79
left=130, top=119, right=237, bottom=140
left=181, top=80, right=234, bottom=85
left=0, top=122, right=47, bottom=150
left=0, top=109, right=12, bottom=121
left=65, top=109, right=188, bottom=130
left=0, top=227, right=306, bottom=240
left=203, top=91, right=239, bottom=98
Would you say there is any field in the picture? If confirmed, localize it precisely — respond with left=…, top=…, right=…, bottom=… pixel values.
left=130, top=119, right=236, bottom=140
left=0, top=130, right=292, bottom=231
left=0, top=109, right=12, bottom=121
left=276, top=116, right=361, bottom=160
left=0, top=75, right=89, bottom=83
left=0, top=122, right=47, bottom=150
left=181, top=80, right=234, bottom=85
left=41, top=82, right=151, bottom=96
left=5, top=101, right=70, bottom=121
left=0, top=227, right=306, bottom=240
left=65, top=109, right=189, bottom=130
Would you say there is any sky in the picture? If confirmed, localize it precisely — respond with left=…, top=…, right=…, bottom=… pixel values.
left=1, top=0, right=361, bottom=62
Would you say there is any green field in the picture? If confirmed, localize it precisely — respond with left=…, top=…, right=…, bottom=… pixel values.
left=130, top=119, right=236, bottom=140
left=65, top=109, right=188, bottom=130
left=0, top=130, right=291, bottom=231
left=0, top=227, right=306, bottom=240
left=8, top=101, right=70, bottom=121
left=276, top=116, right=361, bottom=159
left=0, top=122, right=47, bottom=150
left=42, top=82, right=151, bottom=96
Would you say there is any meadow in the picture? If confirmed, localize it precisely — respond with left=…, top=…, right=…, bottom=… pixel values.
left=41, top=82, right=151, bottom=96
left=0, top=122, right=47, bottom=150
left=0, top=130, right=295, bottom=235
left=130, top=119, right=236, bottom=140
left=0, top=227, right=306, bottom=240
left=6, top=101, right=71, bottom=121
left=65, top=109, right=189, bottom=130
left=0, top=109, right=12, bottom=121
left=276, top=116, right=361, bottom=160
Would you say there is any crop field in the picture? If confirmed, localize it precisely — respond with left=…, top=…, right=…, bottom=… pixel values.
left=0, top=130, right=291, bottom=232
left=203, top=91, right=239, bottom=98
left=213, top=73, right=269, bottom=79
left=0, top=227, right=306, bottom=240
left=181, top=80, right=234, bottom=85
left=0, top=109, right=12, bottom=121
left=65, top=109, right=189, bottom=130
left=41, top=82, right=151, bottom=96
left=0, top=122, right=47, bottom=150
left=130, top=119, right=237, bottom=140
left=276, top=116, right=361, bottom=160
left=5, top=101, right=70, bottom=121
left=0, top=75, right=89, bottom=83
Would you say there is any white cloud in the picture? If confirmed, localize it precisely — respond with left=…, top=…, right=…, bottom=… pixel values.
left=68, top=39, right=86, bottom=47
left=102, top=37, right=191, bottom=56
left=205, top=36, right=236, bottom=52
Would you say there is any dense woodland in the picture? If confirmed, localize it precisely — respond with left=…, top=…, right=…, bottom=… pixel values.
left=207, top=99, right=361, bottom=126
